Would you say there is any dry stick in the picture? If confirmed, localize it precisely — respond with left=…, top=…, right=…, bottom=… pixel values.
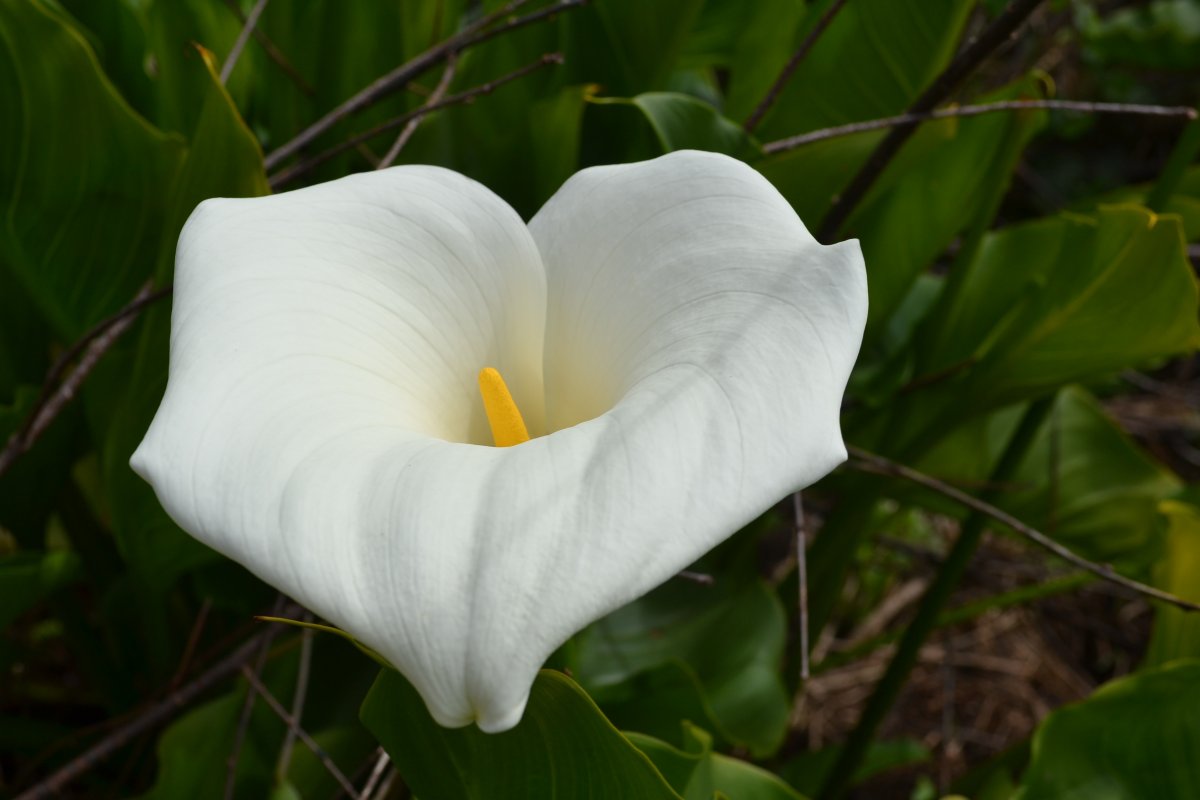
left=793, top=492, right=811, bottom=681
left=815, top=0, right=1046, bottom=243
left=263, top=0, right=584, bottom=171
left=763, top=99, right=1198, bottom=154
left=676, top=570, right=716, bottom=586
left=226, top=596, right=287, bottom=800
left=220, top=0, right=315, bottom=95
left=377, top=56, right=458, bottom=170
left=276, top=624, right=314, bottom=782
left=359, top=750, right=391, bottom=799
left=168, top=599, right=213, bottom=691
left=239, top=667, right=361, bottom=799
left=270, top=54, right=564, bottom=189
left=743, top=0, right=849, bottom=133
left=368, top=768, right=403, bottom=800
left=220, top=0, right=270, bottom=85
left=13, top=615, right=299, bottom=800
left=0, top=283, right=171, bottom=480
left=847, top=446, right=1200, bottom=613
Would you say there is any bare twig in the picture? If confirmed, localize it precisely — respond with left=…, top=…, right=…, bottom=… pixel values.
left=239, top=667, right=361, bottom=799
left=13, top=608, right=300, bottom=800
left=263, top=0, right=585, bottom=171
left=220, top=0, right=314, bottom=95
left=220, top=0, right=270, bottom=85
left=816, top=0, right=1046, bottom=242
left=270, top=54, right=564, bottom=189
left=377, top=56, right=458, bottom=170
left=368, top=768, right=403, bottom=800
left=676, top=570, right=715, bottom=586
left=0, top=283, right=171, bottom=480
left=226, top=595, right=286, bottom=799
left=169, top=599, right=213, bottom=691
left=793, top=492, right=811, bottom=681
left=763, top=99, right=1198, bottom=154
left=276, top=623, right=314, bottom=781
left=743, top=0, right=849, bottom=133
left=359, top=750, right=391, bottom=799
left=847, top=446, right=1200, bottom=613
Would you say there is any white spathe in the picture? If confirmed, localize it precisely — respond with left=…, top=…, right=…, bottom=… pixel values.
left=132, top=150, right=867, bottom=732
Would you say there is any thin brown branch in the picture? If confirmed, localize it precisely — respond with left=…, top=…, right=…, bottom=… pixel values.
left=377, top=56, right=458, bottom=170
left=847, top=445, right=1200, bottom=614
left=276, top=622, right=314, bottom=781
left=763, top=99, right=1198, bottom=154
left=743, top=0, right=849, bottom=133
left=269, top=53, right=564, bottom=189
left=676, top=570, right=715, bottom=586
left=239, top=667, right=361, bottom=799
left=220, top=0, right=270, bottom=84
left=168, top=599, right=212, bottom=691
left=793, top=492, right=811, bottom=681
left=220, top=0, right=315, bottom=96
left=13, top=608, right=300, bottom=800
left=816, top=0, right=1046, bottom=242
left=0, top=283, right=171, bottom=481
left=226, top=595, right=286, bottom=800
left=359, top=750, right=391, bottom=799
left=263, top=0, right=585, bottom=171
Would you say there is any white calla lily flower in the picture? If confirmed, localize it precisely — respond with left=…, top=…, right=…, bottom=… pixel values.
left=132, top=150, right=867, bottom=732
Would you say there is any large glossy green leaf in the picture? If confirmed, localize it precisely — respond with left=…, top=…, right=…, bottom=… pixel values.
left=915, top=386, right=1179, bottom=570
left=1099, top=164, right=1200, bottom=240
left=563, top=0, right=706, bottom=96
left=689, top=0, right=809, bottom=123
left=852, top=79, right=1047, bottom=339
left=630, top=724, right=809, bottom=800
left=886, top=206, right=1200, bottom=449
left=590, top=92, right=758, bottom=159
left=360, top=668, right=681, bottom=800
left=752, top=0, right=973, bottom=140
left=0, top=0, right=185, bottom=339
left=1144, top=501, right=1200, bottom=667
left=1017, top=660, right=1200, bottom=799
left=572, top=575, right=790, bottom=757
left=758, top=77, right=1032, bottom=241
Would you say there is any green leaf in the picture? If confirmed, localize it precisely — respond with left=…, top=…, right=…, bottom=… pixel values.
left=776, top=739, right=930, bottom=797
left=851, top=78, right=1047, bottom=340
left=0, top=550, right=79, bottom=631
left=1017, top=660, right=1200, bottom=799
left=629, top=723, right=810, bottom=800
left=1144, top=501, right=1200, bottom=667
left=591, top=92, right=758, bottom=159
left=573, top=576, right=790, bottom=757
left=696, top=0, right=809, bottom=123
left=1099, top=164, right=1200, bottom=240
left=137, top=658, right=298, bottom=800
left=360, top=668, right=681, bottom=800
left=751, top=0, right=973, bottom=140
left=564, top=0, right=707, bottom=96
left=915, top=386, right=1179, bottom=570
left=892, top=206, right=1200, bottom=447
left=0, top=0, right=185, bottom=339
